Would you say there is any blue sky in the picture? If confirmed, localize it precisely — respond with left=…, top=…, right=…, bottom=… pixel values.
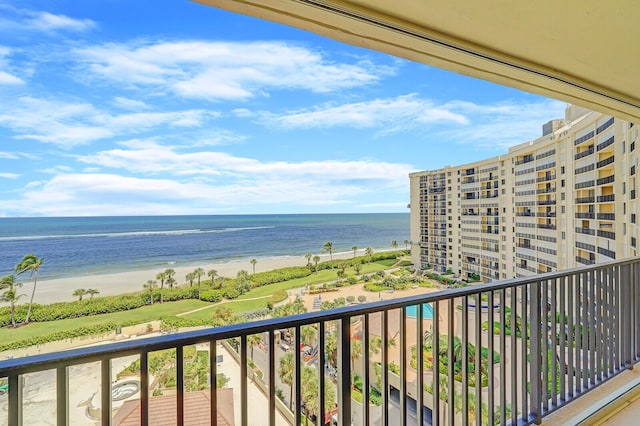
left=0, top=0, right=567, bottom=217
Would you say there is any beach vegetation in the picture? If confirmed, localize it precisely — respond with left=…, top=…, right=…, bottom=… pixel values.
left=86, top=288, right=99, bottom=299
left=313, top=255, right=320, bottom=273
left=14, top=254, right=43, bottom=324
left=193, top=267, right=205, bottom=298
left=207, top=269, right=218, bottom=287
left=322, top=241, right=334, bottom=263
left=304, top=252, right=312, bottom=266
left=352, top=245, right=358, bottom=257
left=365, top=247, right=373, bottom=261
left=164, top=268, right=176, bottom=288
left=404, top=239, right=410, bottom=251
left=1, top=275, right=24, bottom=328
left=250, top=258, right=257, bottom=274
left=156, top=271, right=167, bottom=303
left=391, top=240, right=398, bottom=250
left=144, top=280, right=157, bottom=305
left=72, top=288, right=87, bottom=301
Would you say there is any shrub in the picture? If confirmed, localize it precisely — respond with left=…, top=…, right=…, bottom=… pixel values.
left=222, top=287, right=240, bottom=300
left=357, top=295, right=366, bottom=303
left=346, top=296, right=355, bottom=303
left=199, top=289, right=223, bottom=302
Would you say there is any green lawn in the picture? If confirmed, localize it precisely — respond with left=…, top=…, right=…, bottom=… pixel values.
left=0, top=299, right=211, bottom=345
left=0, top=259, right=397, bottom=348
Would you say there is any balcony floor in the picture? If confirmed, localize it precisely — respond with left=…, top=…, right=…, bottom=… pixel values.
left=543, top=362, right=640, bottom=425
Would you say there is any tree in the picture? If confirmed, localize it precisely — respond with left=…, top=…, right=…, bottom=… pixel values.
left=15, top=254, right=43, bottom=324
left=73, top=288, right=87, bottom=301
left=235, top=270, right=251, bottom=295
left=278, top=352, right=295, bottom=410
left=352, top=246, right=358, bottom=258
left=350, top=339, right=363, bottom=381
left=186, top=272, right=195, bottom=287
left=207, top=269, right=218, bottom=288
left=250, top=258, right=257, bottom=274
left=313, top=256, right=320, bottom=273
left=302, top=366, right=335, bottom=425
left=144, top=280, right=157, bottom=305
left=323, top=242, right=334, bottom=263
left=391, top=240, right=398, bottom=250
left=305, top=252, right=312, bottom=266
left=156, top=272, right=166, bottom=304
left=86, top=288, right=99, bottom=299
left=0, top=275, right=23, bottom=328
left=194, top=267, right=205, bottom=299
left=353, top=262, right=362, bottom=275
left=164, top=268, right=176, bottom=288
left=365, top=247, right=373, bottom=263
left=247, top=333, right=262, bottom=360
left=404, top=239, right=410, bottom=251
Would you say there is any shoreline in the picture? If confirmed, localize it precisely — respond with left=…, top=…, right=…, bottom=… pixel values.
left=11, top=250, right=372, bottom=305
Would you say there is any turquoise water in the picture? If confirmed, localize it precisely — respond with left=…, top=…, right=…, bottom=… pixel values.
left=405, top=303, right=434, bottom=319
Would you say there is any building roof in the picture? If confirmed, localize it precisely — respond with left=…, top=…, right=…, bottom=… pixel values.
left=112, top=388, right=235, bottom=426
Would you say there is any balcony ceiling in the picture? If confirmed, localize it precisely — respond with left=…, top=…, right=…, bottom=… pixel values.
left=196, top=0, right=640, bottom=122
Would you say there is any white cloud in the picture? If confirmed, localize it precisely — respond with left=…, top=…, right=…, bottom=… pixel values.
left=0, top=6, right=95, bottom=33
left=0, top=172, right=19, bottom=179
left=0, top=97, right=221, bottom=148
left=112, top=97, right=150, bottom=110
left=264, top=94, right=468, bottom=131
left=0, top=70, right=23, bottom=85
left=73, top=40, right=389, bottom=100
left=437, top=99, right=568, bottom=149
left=5, top=171, right=398, bottom=216
left=76, top=143, right=412, bottom=187
left=26, top=11, right=95, bottom=32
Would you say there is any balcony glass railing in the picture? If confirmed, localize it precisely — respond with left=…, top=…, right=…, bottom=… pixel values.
left=2, top=259, right=640, bottom=425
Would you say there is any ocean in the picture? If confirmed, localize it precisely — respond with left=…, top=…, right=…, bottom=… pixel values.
left=0, top=214, right=409, bottom=280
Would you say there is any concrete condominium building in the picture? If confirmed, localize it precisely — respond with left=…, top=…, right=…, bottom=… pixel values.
left=410, top=105, right=639, bottom=282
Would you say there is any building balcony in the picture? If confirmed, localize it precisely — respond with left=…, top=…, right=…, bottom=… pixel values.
left=576, top=212, right=595, bottom=219
left=597, top=194, right=615, bottom=202
left=576, top=226, right=596, bottom=235
left=3, top=260, right=640, bottom=425
left=576, top=197, right=595, bottom=204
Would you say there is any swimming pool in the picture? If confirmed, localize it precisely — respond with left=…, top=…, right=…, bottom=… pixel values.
left=405, top=303, right=434, bottom=319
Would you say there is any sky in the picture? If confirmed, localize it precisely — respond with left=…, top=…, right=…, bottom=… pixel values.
left=0, top=0, right=568, bottom=217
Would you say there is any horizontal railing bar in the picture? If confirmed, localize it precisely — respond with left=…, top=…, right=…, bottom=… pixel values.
left=2, top=257, right=634, bottom=377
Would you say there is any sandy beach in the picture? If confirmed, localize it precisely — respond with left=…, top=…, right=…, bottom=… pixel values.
left=12, top=251, right=363, bottom=305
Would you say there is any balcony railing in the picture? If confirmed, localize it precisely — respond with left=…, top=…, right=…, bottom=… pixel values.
left=3, top=259, right=640, bottom=425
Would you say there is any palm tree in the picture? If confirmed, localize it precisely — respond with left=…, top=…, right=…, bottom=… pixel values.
left=156, top=271, right=166, bottom=304
left=250, top=258, right=257, bottom=274
left=164, top=268, right=176, bottom=288
left=301, top=366, right=336, bottom=425
left=350, top=339, right=363, bottom=380
left=323, top=242, right=334, bottom=263
left=194, top=267, right=205, bottom=299
left=313, top=255, right=320, bottom=273
left=352, top=246, right=358, bottom=258
left=365, top=247, right=373, bottom=263
left=404, top=239, right=410, bottom=251
left=304, top=252, right=312, bottom=266
left=207, top=269, right=218, bottom=287
left=278, top=352, right=295, bottom=410
left=86, top=289, right=99, bottom=299
left=144, top=280, right=157, bottom=305
left=0, top=275, right=23, bottom=328
left=15, top=254, right=43, bottom=324
left=73, top=288, right=87, bottom=301
left=247, top=333, right=262, bottom=360
left=186, top=272, right=195, bottom=287
left=391, top=240, right=398, bottom=250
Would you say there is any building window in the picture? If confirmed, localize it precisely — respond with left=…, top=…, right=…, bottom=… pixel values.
left=632, top=214, right=637, bottom=224
left=561, top=179, right=565, bottom=187
left=633, top=237, right=637, bottom=247
left=561, top=166, right=565, bottom=174
left=562, top=232, right=566, bottom=239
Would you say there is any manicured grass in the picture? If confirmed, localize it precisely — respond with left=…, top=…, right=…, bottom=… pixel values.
left=0, top=299, right=211, bottom=345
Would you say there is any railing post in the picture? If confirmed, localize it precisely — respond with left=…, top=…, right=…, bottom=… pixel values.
left=338, top=317, right=351, bottom=426
left=8, top=374, right=21, bottom=426
left=530, top=280, right=542, bottom=424
left=56, top=366, right=68, bottom=426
